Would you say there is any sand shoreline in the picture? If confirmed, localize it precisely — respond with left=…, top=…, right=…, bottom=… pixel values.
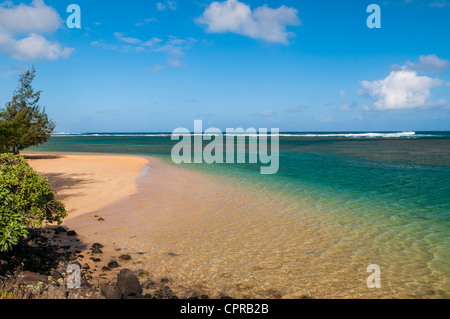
left=24, top=152, right=149, bottom=221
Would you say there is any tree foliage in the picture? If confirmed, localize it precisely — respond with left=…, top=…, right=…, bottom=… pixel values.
left=0, top=153, right=66, bottom=252
left=0, top=67, right=55, bottom=155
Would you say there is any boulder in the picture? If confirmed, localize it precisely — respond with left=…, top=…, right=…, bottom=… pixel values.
left=15, top=271, right=49, bottom=284
left=117, top=268, right=142, bottom=295
left=123, top=286, right=145, bottom=299
left=108, top=261, right=120, bottom=269
left=101, top=284, right=122, bottom=299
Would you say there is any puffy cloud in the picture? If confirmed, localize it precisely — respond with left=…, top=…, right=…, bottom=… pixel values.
left=359, top=55, right=450, bottom=110
left=0, top=33, right=73, bottom=61
left=195, top=0, right=301, bottom=44
left=0, top=0, right=73, bottom=61
left=0, top=0, right=61, bottom=34
left=359, top=69, right=444, bottom=110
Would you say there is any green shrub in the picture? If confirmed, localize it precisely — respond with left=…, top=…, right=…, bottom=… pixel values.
left=0, top=153, right=66, bottom=252
left=0, top=291, right=13, bottom=299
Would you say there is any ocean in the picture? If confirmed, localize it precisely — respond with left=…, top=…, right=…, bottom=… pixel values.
left=29, top=131, right=450, bottom=298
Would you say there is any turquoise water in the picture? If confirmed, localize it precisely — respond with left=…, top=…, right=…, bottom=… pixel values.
left=29, top=131, right=450, bottom=297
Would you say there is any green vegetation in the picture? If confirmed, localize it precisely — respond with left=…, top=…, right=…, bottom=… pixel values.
left=0, top=67, right=64, bottom=252
left=0, top=153, right=66, bottom=252
left=0, top=67, right=55, bottom=155
left=0, top=291, right=13, bottom=299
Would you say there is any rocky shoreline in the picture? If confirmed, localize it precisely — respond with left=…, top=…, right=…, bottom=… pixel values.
left=0, top=225, right=226, bottom=299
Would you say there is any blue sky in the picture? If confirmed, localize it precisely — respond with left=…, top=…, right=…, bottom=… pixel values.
left=0, top=0, right=449, bottom=132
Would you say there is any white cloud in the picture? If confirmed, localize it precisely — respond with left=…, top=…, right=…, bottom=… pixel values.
left=93, top=33, right=196, bottom=69
left=157, top=1, right=177, bottom=11
left=135, top=18, right=158, bottom=27
left=114, top=32, right=142, bottom=44
left=154, top=37, right=196, bottom=57
left=0, top=0, right=73, bottom=61
left=195, top=0, right=301, bottom=44
left=143, top=37, right=163, bottom=47
left=0, top=0, right=61, bottom=34
left=0, top=33, right=73, bottom=61
left=403, top=54, right=449, bottom=73
left=359, top=69, right=445, bottom=110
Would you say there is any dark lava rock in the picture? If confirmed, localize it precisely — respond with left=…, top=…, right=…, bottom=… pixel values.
left=118, top=254, right=131, bottom=261
left=15, top=271, right=49, bottom=284
left=154, top=286, right=175, bottom=299
left=98, top=217, right=105, bottom=221
left=54, top=226, right=67, bottom=234
left=50, top=270, right=63, bottom=282
left=67, top=230, right=77, bottom=236
left=160, top=277, right=170, bottom=283
left=123, top=286, right=145, bottom=299
left=90, top=257, right=101, bottom=262
left=101, top=266, right=111, bottom=271
left=92, top=243, right=104, bottom=249
left=143, top=279, right=157, bottom=289
left=108, top=261, right=120, bottom=269
left=117, top=268, right=142, bottom=295
left=167, top=252, right=178, bottom=257
left=91, top=247, right=103, bottom=254
left=101, top=284, right=122, bottom=299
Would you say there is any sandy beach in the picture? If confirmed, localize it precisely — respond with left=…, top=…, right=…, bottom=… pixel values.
left=24, top=153, right=148, bottom=220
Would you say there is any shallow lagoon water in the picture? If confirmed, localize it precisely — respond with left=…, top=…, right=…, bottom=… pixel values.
left=31, top=132, right=450, bottom=298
